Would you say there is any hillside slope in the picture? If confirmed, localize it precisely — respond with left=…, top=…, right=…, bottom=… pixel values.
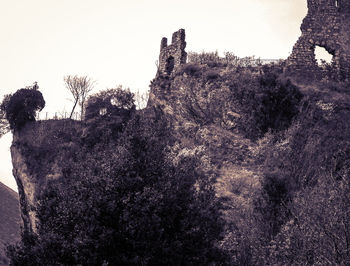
left=3, top=51, right=350, bottom=264
left=0, top=182, right=20, bottom=265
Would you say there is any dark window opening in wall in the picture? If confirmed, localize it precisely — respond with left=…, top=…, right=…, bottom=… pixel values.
left=315, top=46, right=333, bottom=67
left=165, top=56, right=175, bottom=74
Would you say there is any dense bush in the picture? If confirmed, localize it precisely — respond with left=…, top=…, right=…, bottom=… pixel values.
left=85, top=86, right=135, bottom=120
left=179, top=63, right=202, bottom=77
left=257, top=75, right=303, bottom=134
left=1, top=84, right=45, bottom=130
left=84, top=87, right=136, bottom=146
left=254, top=172, right=291, bottom=237
left=228, top=72, right=303, bottom=140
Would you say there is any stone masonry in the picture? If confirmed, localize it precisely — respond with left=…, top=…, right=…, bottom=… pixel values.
left=158, top=29, right=187, bottom=75
left=286, top=0, right=350, bottom=80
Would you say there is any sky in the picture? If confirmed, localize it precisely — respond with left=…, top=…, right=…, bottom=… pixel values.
left=0, top=0, right=309, bottom=191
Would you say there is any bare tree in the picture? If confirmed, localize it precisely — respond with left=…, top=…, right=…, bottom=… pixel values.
left=64, top=75, right=95, bottom=120
left=134, top=89, right=150, bottom=109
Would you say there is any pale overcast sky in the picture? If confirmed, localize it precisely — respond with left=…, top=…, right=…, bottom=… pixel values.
left=0, top=0, right=308, bottom=191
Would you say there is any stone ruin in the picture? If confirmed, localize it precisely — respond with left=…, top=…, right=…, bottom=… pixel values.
left=286, top=0, right=350, bottom=80
left=158, top=29, right=187, bottom=75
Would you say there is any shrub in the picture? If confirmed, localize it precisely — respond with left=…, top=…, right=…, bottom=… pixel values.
left=257, top=77, right=303, bottom=134
left=1, top=85, right=45, bottom=130
left=229, top=72, right=303, bottom=140
left=84, top=87, right=136, bottom=147
left=204, top=70, right=220, bottom=81
left=180, top=63, right=202, bottom=77
left=254, top=172, right=291, bottom=238
left=85, top=86, right=135, bottom=120
left=187, top=51, right=222, bottom=66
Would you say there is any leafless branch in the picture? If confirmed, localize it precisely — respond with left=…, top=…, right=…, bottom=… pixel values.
left=64, top=75, right=95, bottom=120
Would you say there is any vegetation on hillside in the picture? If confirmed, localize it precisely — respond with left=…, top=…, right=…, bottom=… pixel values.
left=2, top=51, right=350, bottom=265
left=150, top=52, right=350, bottom=264
left=6, top=87, right=226, bottom=265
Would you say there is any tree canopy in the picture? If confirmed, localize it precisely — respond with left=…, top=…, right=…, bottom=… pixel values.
left=0, top=84, right=45, bottom=131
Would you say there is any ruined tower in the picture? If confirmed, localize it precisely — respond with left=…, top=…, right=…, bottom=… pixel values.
left=158, top=29, right=187, bottom=75
left=286, top=0, right=350, bottom=79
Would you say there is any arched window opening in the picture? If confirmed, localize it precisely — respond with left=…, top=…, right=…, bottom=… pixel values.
left=165, top=56, right=175, bottom=75
left=315, top=46, right=333, bottom=67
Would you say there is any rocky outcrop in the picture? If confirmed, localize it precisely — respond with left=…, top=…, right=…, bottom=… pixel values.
left=11, top=133, right=40, bottom=233
left=10, top=120, right=81, bottom=233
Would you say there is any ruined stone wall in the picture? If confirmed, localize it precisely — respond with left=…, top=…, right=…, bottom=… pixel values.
left=158, top=29, right=187, bottom=75
left=286, top=0, right=350, bottom=80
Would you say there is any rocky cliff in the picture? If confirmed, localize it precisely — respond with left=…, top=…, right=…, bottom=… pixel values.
left=10, top=119, right=81, bottom=233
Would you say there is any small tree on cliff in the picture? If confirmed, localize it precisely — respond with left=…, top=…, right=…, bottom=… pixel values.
left=1, top=83, right=45, bottom=131
left=64, top=75, right=95, bottom=120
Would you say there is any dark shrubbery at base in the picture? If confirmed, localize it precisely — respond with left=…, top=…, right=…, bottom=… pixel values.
left=7, top=107, right=227, bottom=265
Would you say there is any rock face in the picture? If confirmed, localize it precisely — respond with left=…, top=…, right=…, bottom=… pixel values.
left=11, top=133, right=39, bottom=233
left=286, top=0, right=350, bottom=79
left=10, top=120, right=81, bottom=233
left=158, top=29, right=187, bottom=76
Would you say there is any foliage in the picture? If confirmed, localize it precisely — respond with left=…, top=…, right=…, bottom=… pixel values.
left=265, top=173, right=350, bottom=265
left=187, top=51, right=263, bottom=69
left=228, top=71, right=303, bottom=140
left=180, top=63, right=202, bottom=77
left=254, top=172, right=291, bottom=237
left=7, top=108, right=226, bottom=265
left=85, top=86, right=135, bottom=119
left=247, top=92, right=350, bottom=264
left=1, top=84, right=45, bottom=130
left=5, top=54, right=350, bottom=265
left=83, top=86, right=136, bottom=147
left=165, top=63, right=302, bottom=140
left=188, top=51, right=223, bottom=67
